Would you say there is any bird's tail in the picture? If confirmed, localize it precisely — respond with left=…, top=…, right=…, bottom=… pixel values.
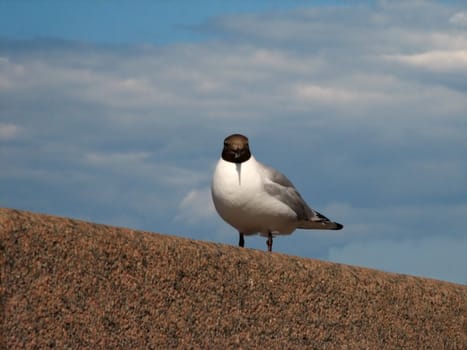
left=297, top=211, right=343, bottom=230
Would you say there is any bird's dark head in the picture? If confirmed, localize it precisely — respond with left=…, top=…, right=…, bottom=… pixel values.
left=222, top=134, right=251, bottom=163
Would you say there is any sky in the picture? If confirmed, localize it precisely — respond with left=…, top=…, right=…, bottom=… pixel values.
left=1, top=0, right=466, bottom=284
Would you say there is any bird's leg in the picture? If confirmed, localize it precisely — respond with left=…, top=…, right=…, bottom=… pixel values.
left=267, top=232, right=273, bottom=252
left=239, top=232, right=245, bottom=247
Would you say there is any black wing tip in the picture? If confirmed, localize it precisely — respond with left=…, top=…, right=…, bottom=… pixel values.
left=332, top=222, right=344, bottom=230
left=313, top=211, right=344, bottom=230
left=297, top=220, right=344, bottom=230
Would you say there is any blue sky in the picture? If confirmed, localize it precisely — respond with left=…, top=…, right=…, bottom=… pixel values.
left=1, top=0, right=466, bottom=284
left=0, top=1, right=338, bottom=44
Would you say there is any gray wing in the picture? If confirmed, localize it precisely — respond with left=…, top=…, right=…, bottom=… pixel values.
left=260, top=162, right=343, bottom=230
left=260, top=163, right=315, bottom=221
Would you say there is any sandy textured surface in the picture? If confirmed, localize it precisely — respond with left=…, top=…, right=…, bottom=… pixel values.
left=1, top=208, right=465, bottom=349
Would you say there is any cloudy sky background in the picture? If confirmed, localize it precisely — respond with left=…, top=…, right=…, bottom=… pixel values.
left=1, top=0, right=466, bottom=284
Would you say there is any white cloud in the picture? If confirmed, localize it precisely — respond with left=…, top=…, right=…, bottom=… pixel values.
left=84, top=151, right=152, bottom=166
left=177, top=187, right=216, bottom=224
left=294, top=84, right=356, bottom=103
left=449, top=11, right=467, bottom=27
left=292, top=82, right=391, bottom=107
left=0, top=123, right=21, bottom=140
left=384, top=50, right=467, bottom=72
left=82, top=151, right=208, bottom=188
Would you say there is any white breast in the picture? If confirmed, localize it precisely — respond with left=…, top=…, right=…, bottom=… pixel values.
left=211, top=156, right=297, bottom=235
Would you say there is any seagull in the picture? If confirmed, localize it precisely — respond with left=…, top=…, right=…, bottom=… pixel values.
left=211, top=133, right=343, bottom=252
